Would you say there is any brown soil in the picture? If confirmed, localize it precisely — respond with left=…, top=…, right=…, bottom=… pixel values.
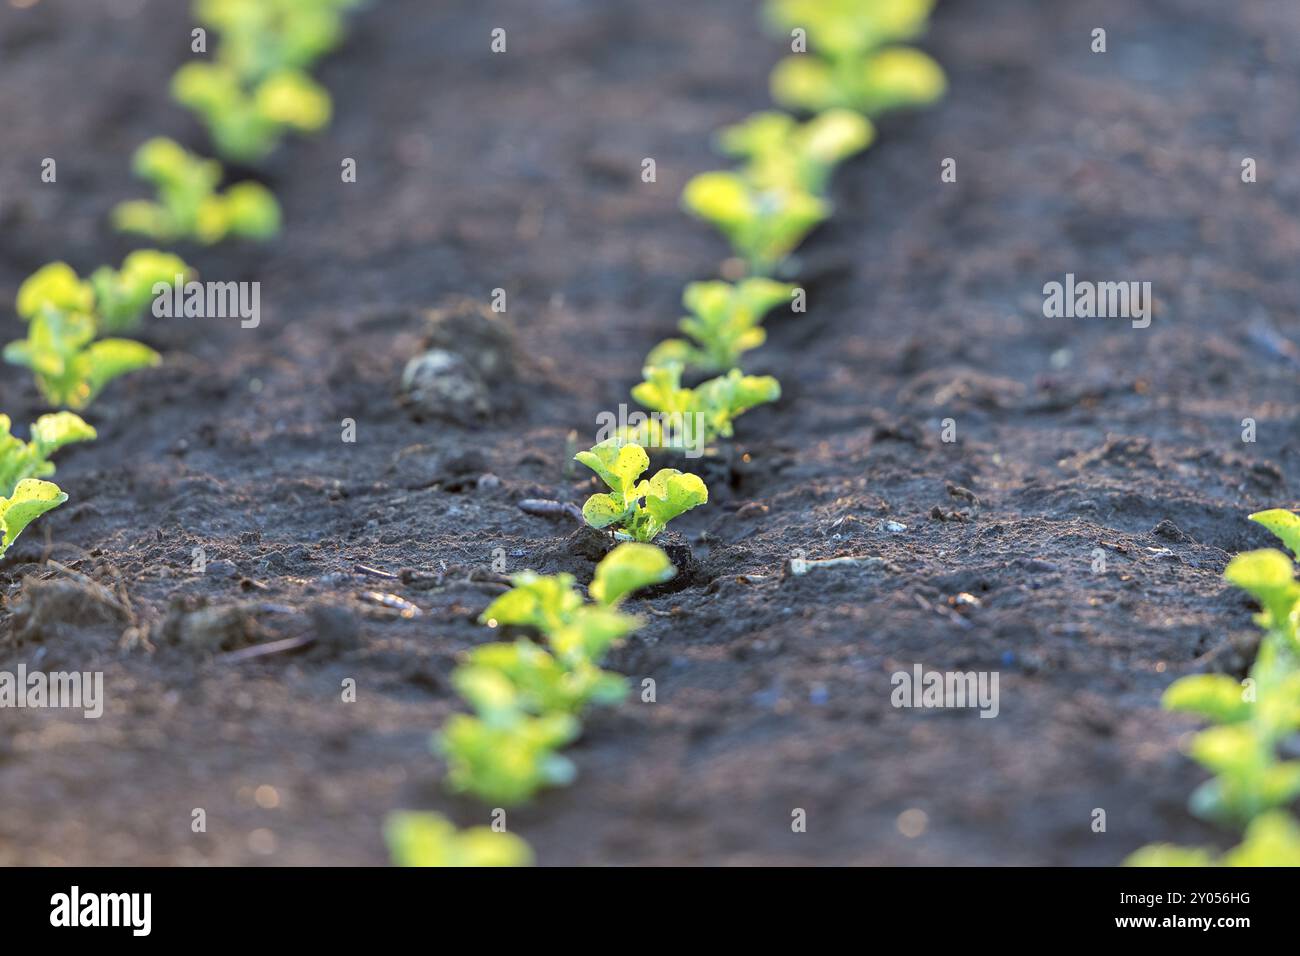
left=1, top=0, right=1298, bottom=865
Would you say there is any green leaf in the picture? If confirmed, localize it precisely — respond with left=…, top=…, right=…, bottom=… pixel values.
left=478, top=571, right=583, bottom=634
left=693, top=369, right=781, bottom=438
left=1250, top=509, right=1300, bottom=561
left=84, top=339, right=162, bottom=395
left=1123, top=844, right=1216, bottom=867
left=574, top=439, right=649, bottom=497
left=549, top=605, right=641, bottom=665
left=770, top=56, right=843, bottom=113
left=0, top=478, right=68, bottom=555
left=763, top=0, right=937, bottom=59
left=581, top=492, right=632, bottom=530
left=255, top=69, right=332, bottom=131
left=635, top=469, right=709, bottom=541
left=1224, top=549, right=1300, bottom=634
left=590, top=543, right=676, bottom=605
left=771, top=47, right=947, bottom=116
left=222, top=182, right=282, bottom=240
left=385, top=811, right=533, bottom=867
left=1162, top=674, right=1252, bottom=724
left=1221, top=811, right=1300, bottom=866
left=16, top=263, right=93, bottom=322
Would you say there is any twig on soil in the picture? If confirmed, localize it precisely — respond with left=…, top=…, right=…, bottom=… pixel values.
left=355, top=564, right=399, bottom=580
left=219, top=635, right=316, bottom=664
left=358, top=591, right=423, bottom=618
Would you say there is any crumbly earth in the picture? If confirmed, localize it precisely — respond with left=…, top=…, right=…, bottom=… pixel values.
left=1, top=0, right=1297, bottom=865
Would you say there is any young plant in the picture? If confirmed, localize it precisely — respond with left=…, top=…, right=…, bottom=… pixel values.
left=646, top=279, right=795, bottom=374
left=172, top=64, right=332, bottom=163
left=4, top=311, right=160, bottom=410
left=1129, top=510, right=1300, bottom=864
left=770, top=46, right=947, bottom=116
left=385, top=811, right=533, bottom=867
left=716, top=109, right=875, bottom=195
left=455, top=640, right=627, bottom=717
left=1126, top=810, right=1300, bottom=867
left=632, top=363, right=781, bottom=447
left=682, top=171, right=828, bottom=277
left=0, top=479, right=67, bottom=559
left=574, top=440, right=708, bottom=542
left=195, top=0, right=360, bottom=83
left=438, top=544, right=675, bottom=805
left=18, top=255, right=193, bottom=336
left=764, top=0, right=938, bottom=61
left=113, top=138, right=281, bottom=244
left=438, top=708, right=581, bottom=806
left=763, top=0, right=946, bottom=116
left=0, top=413, right=96, bottom=499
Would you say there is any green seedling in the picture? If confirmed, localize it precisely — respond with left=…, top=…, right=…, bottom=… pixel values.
left=18, top=255, right=193, bottom=337
left=196, top=0, right=360, bottom=83
left=173, top=63, right=332, bottom=163
left=1133, top=510, right=1300, bottom=864
left=683, top=171, right=828, bottom=277
left=771, top=46, right=947, bottom=116
left=456, top=640, right=627, bottom=716
left=646, top=279, right=795, bottom=374
left=5, top=310, right=160, bottom=410
left=385, top=811, right=533, bottom=867
left=574, top=440, right=708, bottom=542
left=438, top=709, right=580, bottom=806
left=764, top=0, right=938, bottom=60
left=0, top=413, right=96, bottom=499
left=90, top=251, right=195, bottom=333
left=0, top=479, right=67, bottom=558
left=114, top=138, right=281, bottom=244
left=438, top=545, right=675, bottom=806
left=632, top=363, right=781, bottom=448
left=1168, top=549, right=1300, bottom=823
left=716, top=109, right=875, bottom=195
left=1126, top=810, right=1300, bottom=867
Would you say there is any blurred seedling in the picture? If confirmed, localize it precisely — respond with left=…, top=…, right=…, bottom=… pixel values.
left=173, top=64, right=331, bottom=163
left=196, top=0, right=362, bottom=83
left=6, top=294, right=161, bottom=411
left=0, top=412, right=96, bottom=499
left=646, top=279, right=795, bottom=375
left=434, top=545, right=674, bottom=807
left=114, top=138, right=281, bottom=244
left=18, top=255, right=194, bottom=336
left=1128, top=509, right=1300, bottom=863
left=632, top=363, right=781, bottom=448
left=763, top=0, right=946, bottom=116
left=385, top=811, right=533, bottom=867
left=683, top=171, right=828, bottom=277
left=716, top=109, right=875, bottom=195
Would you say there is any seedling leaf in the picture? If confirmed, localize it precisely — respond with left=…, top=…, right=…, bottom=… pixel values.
left=385, top=811, right=533, bottom=867
left=589, top=542, right=676, bottom=605
left=0, top=479, right=68, bottom=555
